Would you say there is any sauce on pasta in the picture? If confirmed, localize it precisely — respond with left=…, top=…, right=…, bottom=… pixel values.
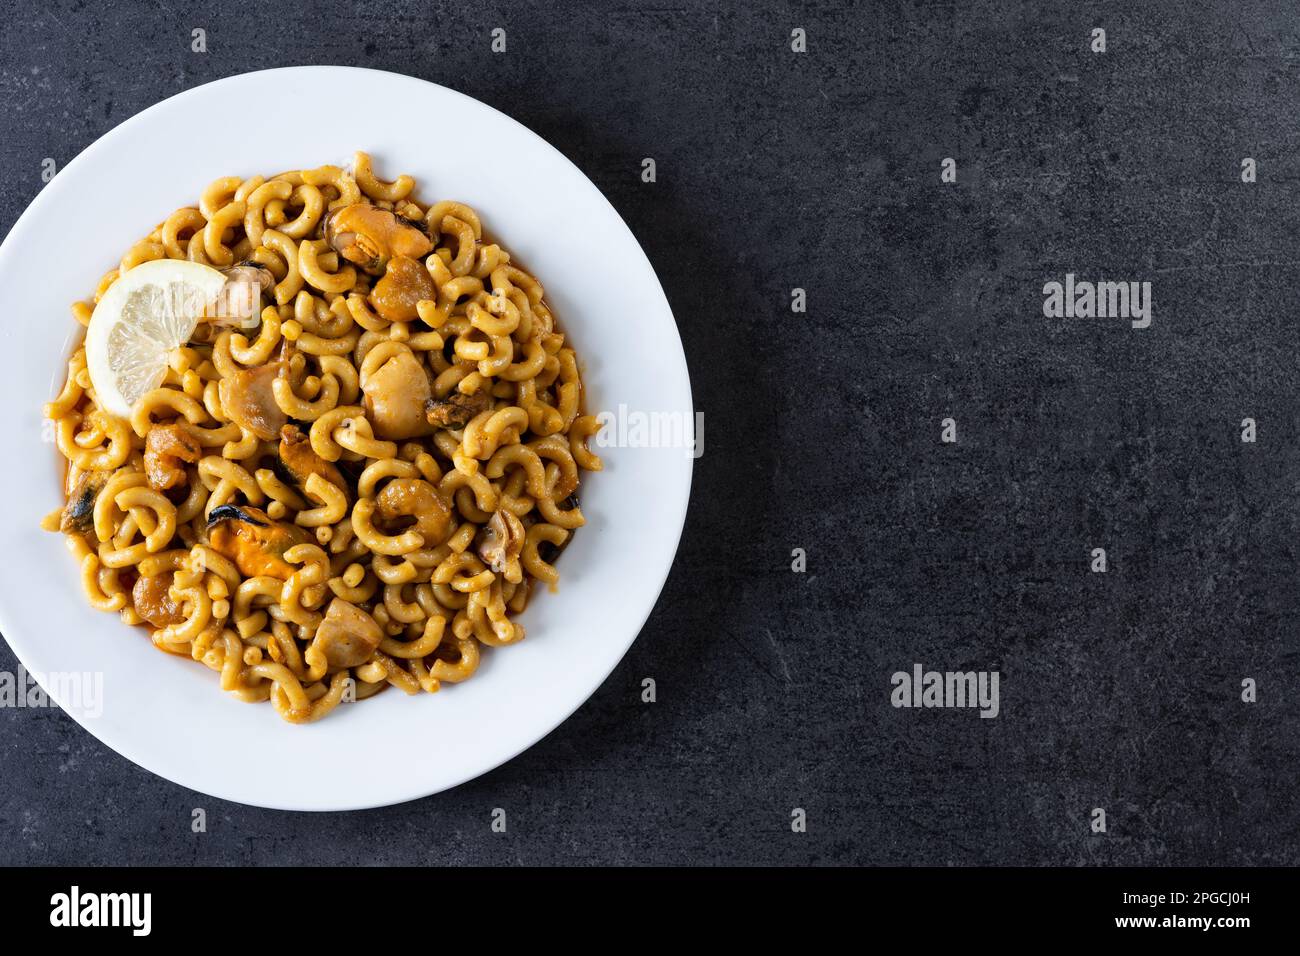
left=42, top=152, right=603, bottom=723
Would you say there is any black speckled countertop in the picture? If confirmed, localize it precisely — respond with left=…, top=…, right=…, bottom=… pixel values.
left=2, top=0, right=1297, bottom=865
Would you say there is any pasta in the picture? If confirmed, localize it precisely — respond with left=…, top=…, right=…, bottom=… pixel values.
left=42, top=152, right=603, bottom=723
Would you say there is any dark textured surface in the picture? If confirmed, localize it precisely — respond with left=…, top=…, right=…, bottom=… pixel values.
left=2, top=0, right=1298, bottom=866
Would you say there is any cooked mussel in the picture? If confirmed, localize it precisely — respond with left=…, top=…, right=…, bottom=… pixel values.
left=324, top=204, right=432, bottom=275
left=278, top=424, right=348, bottom=497
left=207, top=503, right=309, bottom=580
left=60, top=470, right=107, bottom=534
left=425, top=388, right=493, bottom=429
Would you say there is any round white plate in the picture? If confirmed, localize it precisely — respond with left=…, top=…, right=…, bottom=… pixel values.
left=0, top=67, right=693, bottom=810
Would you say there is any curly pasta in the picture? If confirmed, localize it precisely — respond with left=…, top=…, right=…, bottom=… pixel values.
left=44, top=151, right=602, bottom=723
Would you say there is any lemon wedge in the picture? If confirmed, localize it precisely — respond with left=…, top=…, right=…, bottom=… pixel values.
left=85, top=260, right=228, bottom=418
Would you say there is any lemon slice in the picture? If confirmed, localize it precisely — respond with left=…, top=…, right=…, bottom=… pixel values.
left=85, top=260, right=228, bottom=418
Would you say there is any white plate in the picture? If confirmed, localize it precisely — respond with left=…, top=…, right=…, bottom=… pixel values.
left=0, top=67, right=693, bottom=810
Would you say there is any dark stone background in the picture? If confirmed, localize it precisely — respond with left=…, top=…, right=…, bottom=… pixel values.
left=2, top=0, right=1298, bottom=865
